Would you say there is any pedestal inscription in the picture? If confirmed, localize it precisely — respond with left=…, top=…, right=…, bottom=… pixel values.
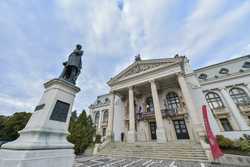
left=34, top=104, right=45, bottom=111
left=50, top=100, right=70, bottom=122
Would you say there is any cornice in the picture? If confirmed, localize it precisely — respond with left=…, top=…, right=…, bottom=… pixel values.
left=107, top=58, right=181, bottom=85
left=199, top=70, right=250, bottom=86
left=109, top=62, right=181, bottom=87
left=194, top=55, right=250, bottom=73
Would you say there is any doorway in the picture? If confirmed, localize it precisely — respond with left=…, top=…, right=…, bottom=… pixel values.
left=149, top=121, right=157, bottom=140
left=173, top=119, right=190, bottom=140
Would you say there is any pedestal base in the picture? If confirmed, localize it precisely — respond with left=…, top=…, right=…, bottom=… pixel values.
left=127, top=131, right=136, bottom=143
left=0, top=149, right=75, bottom=167
left=156, top=128, right=167, bottom=143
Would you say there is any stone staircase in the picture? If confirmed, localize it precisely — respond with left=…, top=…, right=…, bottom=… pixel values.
left=97, top=141, right=208, bottom=161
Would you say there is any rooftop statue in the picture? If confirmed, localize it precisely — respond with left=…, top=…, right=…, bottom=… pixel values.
left=59, top=44, right=83, bottom=84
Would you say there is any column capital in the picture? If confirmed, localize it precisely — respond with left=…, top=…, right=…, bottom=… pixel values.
left=128, top=86, right=134, bottom=90
left=177, top=72, right=184, bottom=77
left=149, top=79, right=155, bottom=84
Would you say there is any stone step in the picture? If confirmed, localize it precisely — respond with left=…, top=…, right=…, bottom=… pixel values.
left=106, top=147, right=204, bottom=150
left=100, top=151, right=206, bottom=157
left=98, top=142, right=208, bottom=161
left=98, top=153, right=208, bottom=161
left=101, top=150, right=205, bottom=154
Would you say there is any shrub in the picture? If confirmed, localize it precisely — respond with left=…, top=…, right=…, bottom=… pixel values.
left=239, top=139, right=250, bottom=152
left=68, top=110, right=95, bottom=155
left=95, top=134, right=101, bottom=144
left=216, top=135, right=234, bottom=149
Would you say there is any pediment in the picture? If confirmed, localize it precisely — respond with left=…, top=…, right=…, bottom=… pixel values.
left=108, top=58, right=181, bottom=85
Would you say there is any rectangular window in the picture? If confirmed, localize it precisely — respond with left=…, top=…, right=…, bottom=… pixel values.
left=102, top=128, right=106, bottom=136
left=220, top=118, right=233, bottom=131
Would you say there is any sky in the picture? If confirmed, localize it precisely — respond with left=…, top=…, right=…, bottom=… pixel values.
left=0, top=0, right=250, bottom=116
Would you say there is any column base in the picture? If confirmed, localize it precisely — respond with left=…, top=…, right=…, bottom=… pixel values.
left=127, top=131, right=136, bottom=143
left=156, top=128, right=167, bottom=143
left=0, top=149, right=74, bottom=167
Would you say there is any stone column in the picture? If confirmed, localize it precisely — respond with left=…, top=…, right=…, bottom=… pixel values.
left=150, top=80, right=167, bottom=143
left=246, top=84, right=250, bottom=92
left=220, top=88, right=249, bottom=130
left=107, top=93, right=115, bottom=139
left=177, top=74, right=201, bottom=141
left=97, top=111, right=103, bottom=135
left=127, top=86, right=136, bottom=143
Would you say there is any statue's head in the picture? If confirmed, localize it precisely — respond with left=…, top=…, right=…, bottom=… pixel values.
left=76, top=44, right=82, bottom=50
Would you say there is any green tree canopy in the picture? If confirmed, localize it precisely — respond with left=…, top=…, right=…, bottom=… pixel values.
left=68, top=110, right=95, bottom=154
left=0, top=112, right=31, bottom=141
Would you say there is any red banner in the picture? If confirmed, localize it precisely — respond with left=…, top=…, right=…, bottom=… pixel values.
left=202, top=105, right=223, bottom=160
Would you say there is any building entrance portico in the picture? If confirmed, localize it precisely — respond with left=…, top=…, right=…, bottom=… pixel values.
left=112, top=73, right=196, bottom=143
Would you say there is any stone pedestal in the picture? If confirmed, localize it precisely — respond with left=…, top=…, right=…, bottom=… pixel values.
left=0, top=79, right=80, bottom=167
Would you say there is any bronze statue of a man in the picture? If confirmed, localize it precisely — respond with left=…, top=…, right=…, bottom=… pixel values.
left=59, top=44, right=83, bottom=84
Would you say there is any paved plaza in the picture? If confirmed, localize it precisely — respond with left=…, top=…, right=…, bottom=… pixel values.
left=74, top=155, right=248, bottom=167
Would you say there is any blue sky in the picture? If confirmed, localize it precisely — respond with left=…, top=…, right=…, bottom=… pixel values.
left=0, top=0, right=250, bottom=116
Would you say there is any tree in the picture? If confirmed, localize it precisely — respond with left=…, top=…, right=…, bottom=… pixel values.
left=68, top=110, right=95, bottom=154
left=0, top=112, right=31, bottom=141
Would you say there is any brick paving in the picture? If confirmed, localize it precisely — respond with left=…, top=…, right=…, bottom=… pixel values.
left=74, top=155, right=248, bottom=167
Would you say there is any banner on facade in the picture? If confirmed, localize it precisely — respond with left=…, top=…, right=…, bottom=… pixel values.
left=202, top=105, right=224, bottom=160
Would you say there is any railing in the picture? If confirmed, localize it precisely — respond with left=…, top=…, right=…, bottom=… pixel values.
left=136, top=108, right=183, bottom=121
left=237, top=103, right=250, bottom=114
left=102, top=120, right=108, bottom=126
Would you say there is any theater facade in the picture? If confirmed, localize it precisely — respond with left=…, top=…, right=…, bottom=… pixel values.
left=89, top=55, right=250, bottom=144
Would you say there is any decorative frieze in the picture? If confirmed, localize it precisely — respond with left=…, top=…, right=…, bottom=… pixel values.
left=123, top=63, right=163, bottom=78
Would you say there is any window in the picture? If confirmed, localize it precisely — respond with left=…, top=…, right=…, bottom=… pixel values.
left=205, top=92, right=224, bottom=110
left=146, top=96, right=154, bottom=112
left=229, top=88, right=249, bottom=105
left=166, top=92, right=181, bottom=112
left=102, top=128, right=106, bottom=136
left=242, top=61, right=250, bottom=68
left=105, top=98, right=110, bottom=103
left=220, top=118, right=233, bottom=131
left=95, top=111, right=100, bottom=125
left=198, top=73, right=208, bottom=80
left=103, top=110, right=109, bottom=123
left=219, top=68, right=229, bottom=74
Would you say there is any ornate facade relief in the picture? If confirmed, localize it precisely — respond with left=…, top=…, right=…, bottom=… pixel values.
left=122, top=62, right=168, bottom=78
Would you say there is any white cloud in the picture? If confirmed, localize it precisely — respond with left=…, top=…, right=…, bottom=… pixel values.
left=182, top=1, right=250, bottom=59
left=0, top=0, right=250, bottom=115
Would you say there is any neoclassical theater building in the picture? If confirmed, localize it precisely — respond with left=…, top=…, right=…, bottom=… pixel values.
left=89, top=55, right=250, bottom=145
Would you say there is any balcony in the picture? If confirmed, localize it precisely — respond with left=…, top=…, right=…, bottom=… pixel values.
left=161, top=108, right=187, bottom=118
left=102, top=120, right=108, bottom=126
left=237, top=103, right=250, bottom=115
left=135, top=108, right=186, bottom=121
left=212, top=106, right=230, bottom=117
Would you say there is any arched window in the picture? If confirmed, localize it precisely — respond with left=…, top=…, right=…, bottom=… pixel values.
left=205, top=92, right=224, bottom=110
left=198, top=73, right=208, bottom=80
left=105, top=98, right=110, bottom=103
left=229, top=88, right=249, bottom=105
left=95, top=111, right=100, bottom=125
left=166, top=92, right=181, bottom=112
left=146, top=96, right=154, bottom=112
left=219, top=68, right=229, bottom=74
left=103, top=110, right=109, bottom=123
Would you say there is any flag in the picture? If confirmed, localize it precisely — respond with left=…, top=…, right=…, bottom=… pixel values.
left=202, top=105, right=224, bottom=160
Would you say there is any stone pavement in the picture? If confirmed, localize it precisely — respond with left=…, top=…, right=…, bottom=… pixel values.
left=74, top=155, right=248, bottom=167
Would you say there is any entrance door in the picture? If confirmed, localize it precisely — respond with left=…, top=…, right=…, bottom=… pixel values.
left=173, top=119, right=190, bottom=140
left=149, top=122, right=157, bottom=140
